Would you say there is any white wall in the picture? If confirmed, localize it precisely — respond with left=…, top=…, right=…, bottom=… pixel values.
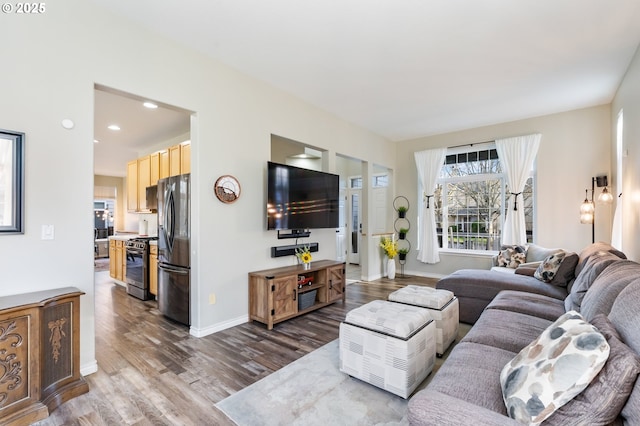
left=395, top=105, right=612, bottom=277
left=0, top=0, right=394, bottom=372
left=611, top=45, right=640, bottom=261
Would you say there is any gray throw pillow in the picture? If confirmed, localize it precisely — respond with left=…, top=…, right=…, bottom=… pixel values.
left=549, top=252, right=579, bottom=287
left=534, top=250, right=566, bottom=283
left=546, top=315, right=640, bottom=425
left=526, top=243, right=562, bottom=263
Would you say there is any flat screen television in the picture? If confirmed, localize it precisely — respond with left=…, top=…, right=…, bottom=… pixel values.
left=267, top=161, right=339, bottom=231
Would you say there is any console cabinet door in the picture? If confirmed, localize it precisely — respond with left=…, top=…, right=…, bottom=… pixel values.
left=327, top=265, right=345, bottom=302
left=271, top=276, right=297, bottom=321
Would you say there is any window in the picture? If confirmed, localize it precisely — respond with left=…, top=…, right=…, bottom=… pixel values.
left=426, top=143, right=534, bottom=252
left=372, top=174, right=388, bottom=187
left=350, top=177, right=362, bottom=189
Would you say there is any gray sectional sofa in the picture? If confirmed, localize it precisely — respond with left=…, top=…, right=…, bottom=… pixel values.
left=408, top=242, right=640, bottom=425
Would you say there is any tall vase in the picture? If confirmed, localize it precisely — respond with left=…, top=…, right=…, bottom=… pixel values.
left=387, top=258, right=396, bottom=280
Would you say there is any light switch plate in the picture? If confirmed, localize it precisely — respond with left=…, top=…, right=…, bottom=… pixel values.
left=41, top=225, right=54, bottom=240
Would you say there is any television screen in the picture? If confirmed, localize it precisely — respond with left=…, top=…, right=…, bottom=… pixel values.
left=267, top=161, right=339, bottom=230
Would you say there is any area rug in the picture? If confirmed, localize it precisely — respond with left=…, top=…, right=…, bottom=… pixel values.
left=216, top=323, right=470, bottom=426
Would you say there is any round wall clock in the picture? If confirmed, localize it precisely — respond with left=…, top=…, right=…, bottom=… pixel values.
left=214, top=175, right=241, bottom=204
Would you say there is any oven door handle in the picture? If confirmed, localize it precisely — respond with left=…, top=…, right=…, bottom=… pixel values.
left=158, top=264, right=189, bottom=275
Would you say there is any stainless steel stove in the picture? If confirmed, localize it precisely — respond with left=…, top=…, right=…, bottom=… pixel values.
left=125, top=236, right=157, bottom=300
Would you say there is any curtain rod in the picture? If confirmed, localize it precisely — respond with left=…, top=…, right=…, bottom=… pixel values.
left=447, top=140, right=495, bottom=150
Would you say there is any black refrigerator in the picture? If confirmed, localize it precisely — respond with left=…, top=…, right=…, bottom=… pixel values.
left=157, top=173, right=190, bottom=326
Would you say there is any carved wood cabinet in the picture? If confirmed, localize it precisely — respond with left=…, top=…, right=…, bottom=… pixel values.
left=249, top=260, right=346, bottom=330
left=0, top=287, right=88, bottom=425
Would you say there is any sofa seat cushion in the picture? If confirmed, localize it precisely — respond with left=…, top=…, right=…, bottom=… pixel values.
left=461, top=309, right=552, bottom=354
left=438, top=269, right=569, bottom=302
left=486, top=290, right=565, bottom=322
left=408, top=389, right=521, bottom=426
left=427, top=341, right=515, bottom=415
left=500, top=311, right=609, bottom=425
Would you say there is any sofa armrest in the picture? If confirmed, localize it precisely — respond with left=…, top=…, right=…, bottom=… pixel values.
left=408, top=390, right=519, bottom=426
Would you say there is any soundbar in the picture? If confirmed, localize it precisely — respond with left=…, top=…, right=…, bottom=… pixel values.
left=271, top=242, right=319, bottom=258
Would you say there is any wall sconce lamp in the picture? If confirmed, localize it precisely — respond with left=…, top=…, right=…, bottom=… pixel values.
left=580, top=175, right=613, bottom=243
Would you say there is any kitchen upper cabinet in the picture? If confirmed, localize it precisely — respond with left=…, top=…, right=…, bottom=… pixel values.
left=150, top=152, right=160, bottom=184
left=169, top=145, right=181, bottom=177
left=127, top=156, right=152, bottom=212
left=127, top=142, right=189, bottom=212
left=138, top=155, right=151, bottom=211
left=159, top=150, right=169, bottom=180
left=181, top=143, right=191, bottom=174
left=127, top=160, right=138, bottom=212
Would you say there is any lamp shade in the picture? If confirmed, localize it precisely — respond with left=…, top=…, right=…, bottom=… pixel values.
left=598, top=187, right=614, bottom=204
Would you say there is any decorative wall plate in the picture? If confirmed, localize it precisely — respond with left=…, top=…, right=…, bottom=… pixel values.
left=214, top=175, right=241, bottom=203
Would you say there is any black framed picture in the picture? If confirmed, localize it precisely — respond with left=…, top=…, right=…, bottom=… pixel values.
left=0, top=129, right=25, bottom=234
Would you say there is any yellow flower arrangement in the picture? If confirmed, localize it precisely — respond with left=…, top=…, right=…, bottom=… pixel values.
left=380, top=237, right=398, bottom=259
left=295, top=245, right=313, bottom=264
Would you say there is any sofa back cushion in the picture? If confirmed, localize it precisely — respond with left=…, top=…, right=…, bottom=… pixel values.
left=609, top=280, right=640, bottom=425
left=565, top=251, right=621, bottom=312
left=574, top=242, right=626, bottom=278
left=581, top=261, right=640, bottom=322
left=526, top=243, right=562, bottom=263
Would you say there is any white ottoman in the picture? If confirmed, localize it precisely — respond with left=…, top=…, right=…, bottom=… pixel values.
left=339, top=300, right=436, bottom=398
left=388, top=285, right=459, bottom=357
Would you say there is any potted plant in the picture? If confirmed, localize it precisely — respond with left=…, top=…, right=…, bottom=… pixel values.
left=295, top=245, right=313, bottom=270
left=398, top=248, right=409, bottom=261
left=379, top=237, right=398, bottom=279
left=399, top=228, right=409, bottom=239
left=397, top=206, right=408, bottom=218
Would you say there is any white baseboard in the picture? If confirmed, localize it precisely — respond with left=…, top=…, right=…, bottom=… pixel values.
left=81, top=360, right=98, bottom=376
left=190, top=315, right=249, bottom=337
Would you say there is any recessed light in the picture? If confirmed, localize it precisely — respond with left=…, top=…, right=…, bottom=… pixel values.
left=94, top=139, right=100, bottom=144
left=143, top=102, right=158, bottom=109
left=108, top=124, right=121, bottom=131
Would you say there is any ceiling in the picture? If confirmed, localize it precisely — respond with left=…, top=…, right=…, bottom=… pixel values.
left=92, top=0, right=640, bottom=171
left=94, top=87, right=190, bottom=177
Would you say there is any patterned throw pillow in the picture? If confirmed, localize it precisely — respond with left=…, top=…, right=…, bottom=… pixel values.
left=500, top=311, right=610, bottom=425
left=534, top=250, right=567, bottom=282
left=497, top=245, right=527, bottom=269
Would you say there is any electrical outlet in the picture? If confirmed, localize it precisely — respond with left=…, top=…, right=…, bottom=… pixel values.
left=209, top=293, right=216, bottom=305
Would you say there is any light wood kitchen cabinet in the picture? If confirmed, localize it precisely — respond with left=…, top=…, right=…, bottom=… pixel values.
left=169, top=145, right=181, bottom=176
left=137, top=155, right=151, bottom=211
left=109, top=239, right=116, bottom=277
left=127, top=160, right=138, bottom=212
left=109, top=239, right=127, bottom=282
left=248, top=260, right=346, bottom=330
left=150, top=152, right=160, bottom=185
left=149, top=244, right=158, bottom=296
left=159, top=150, right=169, bottom=180
left=180, top=143, right=191, bottom=174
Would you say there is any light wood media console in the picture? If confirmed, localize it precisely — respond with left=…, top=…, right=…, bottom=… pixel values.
left=249, top=260, right=346, bottom=330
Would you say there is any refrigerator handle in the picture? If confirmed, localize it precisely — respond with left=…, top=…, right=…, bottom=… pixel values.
left=158, top=264, right=189, bottom=275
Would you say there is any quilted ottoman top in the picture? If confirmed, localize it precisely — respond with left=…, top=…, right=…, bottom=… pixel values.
left=389, top=285, right=455, bottom=310
left=345, top=300, right=432, bottom=339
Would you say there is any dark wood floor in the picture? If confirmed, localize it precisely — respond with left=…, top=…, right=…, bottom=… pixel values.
left=35, top=272, right=438, bottom=425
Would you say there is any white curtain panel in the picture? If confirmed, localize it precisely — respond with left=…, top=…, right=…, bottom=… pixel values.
left=611, top=200, right=622, bottom=250
left=496, top=133, right=541, bottom=246
left=414, top=148, right=447, bottom=264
